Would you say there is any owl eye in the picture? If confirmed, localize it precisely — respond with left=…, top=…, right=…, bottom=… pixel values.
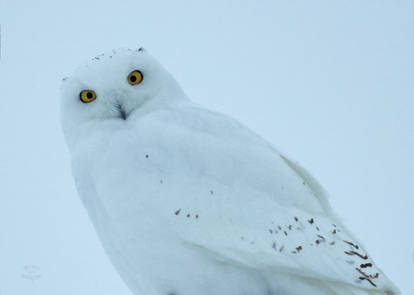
left=127, top=70, right=143, bottom=85
left=79, top=90, right=97, bottom=103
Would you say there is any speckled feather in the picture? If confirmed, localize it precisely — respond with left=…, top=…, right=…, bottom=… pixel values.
left=61, top=48, right=399, bottom=295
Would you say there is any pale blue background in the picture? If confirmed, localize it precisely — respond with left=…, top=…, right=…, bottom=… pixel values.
left=0, top=0, right=412, bottom=294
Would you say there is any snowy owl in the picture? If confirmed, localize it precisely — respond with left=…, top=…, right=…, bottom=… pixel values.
left=60, top=48, right=399, bottom=295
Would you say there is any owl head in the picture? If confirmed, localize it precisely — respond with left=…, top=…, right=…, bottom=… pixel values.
left=60, top=48, right=186, bottom=145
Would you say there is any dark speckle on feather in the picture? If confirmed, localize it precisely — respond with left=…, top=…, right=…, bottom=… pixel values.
left=359, top=277, right=377, bottom=287
left=371, top=273, right=379, bottom=279
left=317, top=235, right=325, bottom=241
left=344, top=251, right=368, bottom=260
left=360, top=263, right=373, bottom=268
left=343, top=240, right=360, bottom=250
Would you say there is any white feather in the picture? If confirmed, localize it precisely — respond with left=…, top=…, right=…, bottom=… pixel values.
left=61, top=48, right=399, bottom=295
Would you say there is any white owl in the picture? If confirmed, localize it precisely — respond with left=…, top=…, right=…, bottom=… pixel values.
left=60, top=48, right=399, bottom=295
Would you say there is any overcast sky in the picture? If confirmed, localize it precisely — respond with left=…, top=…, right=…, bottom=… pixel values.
left=0, top=0, right=413, bottom=294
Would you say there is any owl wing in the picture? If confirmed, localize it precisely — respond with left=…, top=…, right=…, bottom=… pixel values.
left=159, top=106, right=400, bottom=294
left=177, top=155, right=398, bottom=294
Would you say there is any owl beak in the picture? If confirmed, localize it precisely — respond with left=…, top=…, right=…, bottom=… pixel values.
left=116, top=104, right=127, bottom=120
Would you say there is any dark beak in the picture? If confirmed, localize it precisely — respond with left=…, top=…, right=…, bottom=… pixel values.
left=116, top=104, right=127, bottom=120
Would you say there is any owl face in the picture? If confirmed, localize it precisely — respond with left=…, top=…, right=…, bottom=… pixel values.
left=60, top=48, right=185, bottom=144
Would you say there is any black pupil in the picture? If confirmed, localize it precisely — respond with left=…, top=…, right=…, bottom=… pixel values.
left=130, top=75, right=137, bottom=82
left=86, top=92, right=93, bottom=99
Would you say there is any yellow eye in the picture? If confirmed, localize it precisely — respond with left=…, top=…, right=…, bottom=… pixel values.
left=127, top=70, right=143, bottom=85
left=79, top=90, right=97, bottom=103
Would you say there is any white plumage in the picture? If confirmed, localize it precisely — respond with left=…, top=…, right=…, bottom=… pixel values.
left=60, top=48, right=399, bottom=295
